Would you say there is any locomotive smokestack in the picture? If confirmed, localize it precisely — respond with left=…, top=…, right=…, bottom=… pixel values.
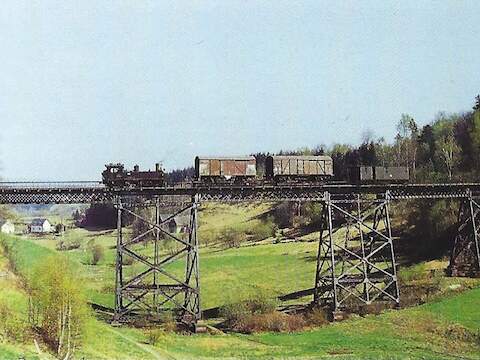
left=155, top=163, right=160, bottom=172
left=134, top=165, right=139, bottom=172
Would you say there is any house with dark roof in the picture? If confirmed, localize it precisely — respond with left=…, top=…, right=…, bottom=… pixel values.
left=29, top=218, right=52, bottom=234
left=0, top=219, right=15, bottom=234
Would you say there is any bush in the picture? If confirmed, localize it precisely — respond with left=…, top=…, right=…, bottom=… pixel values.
left=160, top=311, right=177, bottom=332
left=273, top=202, right=295, bottom=228
left=0, top=300, right=31, bottom=343
left=232, top=312, right=306, bottom=333
left=246, top=219, right=276, bottom=242
left=305, top=307, right=329, bottom=326
left=198, top=228, right=217, bottom=247
left=122, top=256, right=134, bottom=266
left=0, top=235, right=18, bottom=273
left=219, top=228, right=247, bottom=248
left=30, top=256, right=89, bottom=358
left=398, top=263, right=428, bottom=283
left=441, top=324, right=480, bottom=343
left=398, top=199, right=457, bottom=260
left=146, top=329, right=164, bottom=345
left=90, top=244, right=104, bottom=265
left=131, top=207, right=156, bottom=244
left=221, top=294, right=278, bottom=323
left=56, top=239, right=80, bottom=251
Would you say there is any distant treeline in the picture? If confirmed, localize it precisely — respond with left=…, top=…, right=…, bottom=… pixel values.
left=166, top=167, right=195, bottom=184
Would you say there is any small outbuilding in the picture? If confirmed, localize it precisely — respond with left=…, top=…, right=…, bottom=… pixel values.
left=160, top=214, right=190, bottom=234
left=0, top=219, right=15, bottom=234
left=29, top=218, right=52, bottom=234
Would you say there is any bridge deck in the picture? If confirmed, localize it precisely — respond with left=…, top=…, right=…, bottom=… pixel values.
left=1, top=181, right=480, bottom=203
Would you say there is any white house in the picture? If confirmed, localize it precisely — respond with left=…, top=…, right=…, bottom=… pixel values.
left=29, top=218, right=52, bottom=234
left=0, top=219, right=15, bottom=234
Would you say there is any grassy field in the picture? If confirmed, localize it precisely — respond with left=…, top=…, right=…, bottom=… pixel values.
left=0, top=202, right=479, bottom=359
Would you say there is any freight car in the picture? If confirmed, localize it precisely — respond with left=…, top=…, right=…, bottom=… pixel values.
left=194, top=156, right=257, bottom=184
left=265, top=155, right=334, bottom=182
left=102, top=163, right=165, bottom=188
left=348, top=166, right=409, bottom=183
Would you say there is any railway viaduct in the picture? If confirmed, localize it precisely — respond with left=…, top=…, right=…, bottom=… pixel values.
left=1, top=182, right=479, bottom=330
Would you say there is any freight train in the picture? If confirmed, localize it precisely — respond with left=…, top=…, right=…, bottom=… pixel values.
left=102, top=156, right=409, bottom=188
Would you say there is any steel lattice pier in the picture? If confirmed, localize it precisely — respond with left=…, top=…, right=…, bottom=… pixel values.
left=113, top=195, right=200, bottom=329
left=448, top=191, right=480, bottom=277
left=314, top=192, right=400, bottom=315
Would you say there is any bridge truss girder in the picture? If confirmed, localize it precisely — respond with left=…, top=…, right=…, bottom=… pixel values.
left=314, top=191, right=400, bottom=313
left=113, top=195, right=200, bottom=329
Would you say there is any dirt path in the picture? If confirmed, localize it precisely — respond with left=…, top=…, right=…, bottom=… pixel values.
left=105, top=327, right=175, bottom=360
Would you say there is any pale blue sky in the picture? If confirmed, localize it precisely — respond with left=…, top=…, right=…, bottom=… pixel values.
left=1, top=1, right=479, bottom=180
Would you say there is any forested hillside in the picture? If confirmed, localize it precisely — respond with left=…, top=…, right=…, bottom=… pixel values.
left=250, top=95, right=480, bottom=183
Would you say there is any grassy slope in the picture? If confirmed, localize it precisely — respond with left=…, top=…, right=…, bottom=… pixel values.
left=0, top=246, right=46, bottom=359
left=1, top=202, right=479, bottom=359
left=0, top=235, right=168, bottom=360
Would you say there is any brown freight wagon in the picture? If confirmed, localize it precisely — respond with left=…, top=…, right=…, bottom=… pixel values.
left=265, top=155, right=334, bottom=181
left=195, top=156, right=257, bottom=183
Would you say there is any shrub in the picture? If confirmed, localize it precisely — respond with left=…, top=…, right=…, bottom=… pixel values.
left=305, top=307, right=329, bottom=326
left=146, top=329, right=164, bottom=345
left=160, top=311, right=177, bottom=332
left=246, top=219, right=277, bottom=242
left=273, top=202, right=295, bottom=228
left=292, top=215, right=308, bottom=229
left=90, top=244, right=104, bottom=265
left=198, top=228, right=217, bottom=247
left=221, top=293, right=278, bottom=324
left=0, top=236, right=18, bottom=273
left=122, top=256, right=134, bottom=266
left=398, top=263, right=428, bottom=283
left=441, top=324, right=480, bottom=343
left=221, top=301, right=249, bottom=324
left=233, top=312, right=306, bottom=333
left=219, top=228, right=247, bottom=248
left=399, top=281, right=442, bottom=308
left=0, top=300, right=31, bottom=343
left=131, top=207, right=156, bottom=244
left=29, top=256, right=89, bottom=358
left=56, top=239, right=80, bottom=251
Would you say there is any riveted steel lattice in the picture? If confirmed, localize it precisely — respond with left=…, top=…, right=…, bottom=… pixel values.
left=314, top=191, right=400, bottom=312
left=0, top=189, right=111, bottom=204
left=198, top=189, right=326, bottom=202
left=113, top=195, right=200, bottom=329
left=447, top=192, right=480, bottom=278
left=3, top=182, right=480, bottom=204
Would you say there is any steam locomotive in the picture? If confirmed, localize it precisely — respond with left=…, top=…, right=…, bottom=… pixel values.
left=102, top=156, right=409, bottom=189
left=102, top=163, right=165, bottom=188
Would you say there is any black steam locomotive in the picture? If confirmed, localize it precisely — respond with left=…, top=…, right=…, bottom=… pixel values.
left=102, top=163, right=165, bottom=188
left=102, top=156, right=409, bottom=189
